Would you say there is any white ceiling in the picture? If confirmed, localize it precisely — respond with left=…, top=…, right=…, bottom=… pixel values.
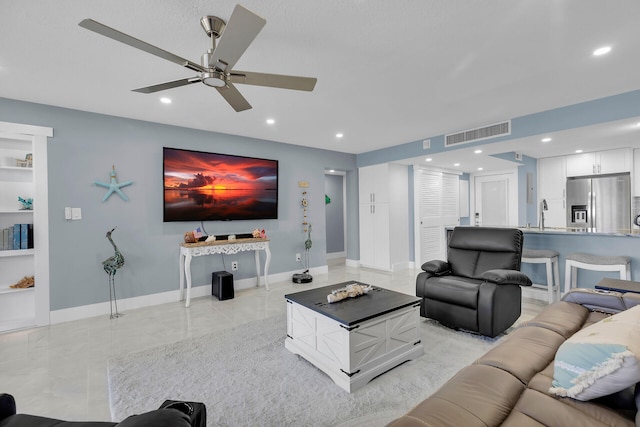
left=1, top=0, right=640, bottom=168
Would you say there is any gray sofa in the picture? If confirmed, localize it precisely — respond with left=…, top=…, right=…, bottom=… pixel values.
left=416, top=227, right=532, bottom=337
left=389, top=289, right=640, bottom=426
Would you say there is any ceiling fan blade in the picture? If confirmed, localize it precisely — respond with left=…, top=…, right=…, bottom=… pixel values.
left=210, top=5, right=266, bottom=72
left=229, top=71, right=317, bottom=91
left=216, top=83, right=252, bottom=112
left=79, top=19, right=205, bottom=73
left=132, top=77, right=202, bottom=94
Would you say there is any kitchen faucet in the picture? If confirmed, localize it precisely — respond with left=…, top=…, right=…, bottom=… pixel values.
left=539, top=199, right=548, bottom=230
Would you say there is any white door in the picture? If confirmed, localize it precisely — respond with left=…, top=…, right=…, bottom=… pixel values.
left=473, top=172, right=517, bottom=226
left=417, top=169, right=459, bottom=263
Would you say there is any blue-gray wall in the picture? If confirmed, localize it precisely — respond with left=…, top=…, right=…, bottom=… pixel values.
left=0, top=97, right=357, bottom=310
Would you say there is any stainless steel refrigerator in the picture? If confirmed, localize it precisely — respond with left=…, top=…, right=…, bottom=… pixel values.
left=566, top=173, right=631, bottom=232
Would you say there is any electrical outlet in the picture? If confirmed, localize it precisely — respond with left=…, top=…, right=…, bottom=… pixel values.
left=296, top=253, right=301, bottom=262
left=231, top=261, right=238, bottom=271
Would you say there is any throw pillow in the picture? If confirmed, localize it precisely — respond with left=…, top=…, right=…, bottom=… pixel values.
left=549, top=305, right=640, bottom=401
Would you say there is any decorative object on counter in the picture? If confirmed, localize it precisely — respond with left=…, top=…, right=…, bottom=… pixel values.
left=15, top=153, right=32, bottom=167
left=205, top=235, right=216, bottom=242
left=9, top=275, right=34, bottom=289
left=252, top=228, right=267, bottom=239
left=95, top=165, right=133, bottom=202
left=18, top=196, right=33, bottom=210
left=184, top=231, right=196, bottom=243
left=327, top=283, right=373, bottom=303
left=192, top=227, right=204, bottom=240
left=102, top=227, right=125, bottom=319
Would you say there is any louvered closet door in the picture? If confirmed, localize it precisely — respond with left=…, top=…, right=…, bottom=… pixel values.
left=419, top=170, right=459, bottom=264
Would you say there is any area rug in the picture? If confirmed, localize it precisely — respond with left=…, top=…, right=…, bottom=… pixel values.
left=108, top=315, right=503, bottom=427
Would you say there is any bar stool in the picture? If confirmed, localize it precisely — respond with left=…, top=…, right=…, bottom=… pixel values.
left=564, top=253, right=631, bottom=294
left=522, top=249, right=561, bottom=304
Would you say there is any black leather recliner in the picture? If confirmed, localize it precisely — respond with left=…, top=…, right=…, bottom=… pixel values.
left=0, top=393, right=205, bottom=427
left=416, top=227, right=532, bottom=337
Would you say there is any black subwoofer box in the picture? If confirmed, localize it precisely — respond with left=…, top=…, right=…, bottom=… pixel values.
left=212, top=271, right=234, bottom=300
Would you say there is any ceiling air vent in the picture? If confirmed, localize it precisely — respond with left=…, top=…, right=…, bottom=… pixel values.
left=445, top=120, right=511, bottom=147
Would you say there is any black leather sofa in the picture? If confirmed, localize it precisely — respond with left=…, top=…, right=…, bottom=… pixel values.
left=0, top=393, right=204, bottom=427
left=416, top=227, right=532, bottom=337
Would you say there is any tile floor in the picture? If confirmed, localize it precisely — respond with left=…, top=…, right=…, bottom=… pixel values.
left=0, top=260, right=546, bottom=421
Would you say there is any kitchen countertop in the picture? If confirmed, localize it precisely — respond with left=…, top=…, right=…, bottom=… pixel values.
left=518, top=227, right=640, bottom=237
left=447, top=226, right=640, bottom=237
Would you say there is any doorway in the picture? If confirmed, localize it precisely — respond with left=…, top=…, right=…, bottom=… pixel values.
left=473, top=171, right=518, bottom=226
left=324, top=171, right=346, bottom=259
left=414, top=168, right=460, bottom=264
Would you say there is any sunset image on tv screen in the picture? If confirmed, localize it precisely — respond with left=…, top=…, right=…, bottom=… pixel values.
left=163, top=147, right=278, bottom=222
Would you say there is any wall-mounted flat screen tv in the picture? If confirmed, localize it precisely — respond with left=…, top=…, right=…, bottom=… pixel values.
left=163, top=147, right=278, bottom=222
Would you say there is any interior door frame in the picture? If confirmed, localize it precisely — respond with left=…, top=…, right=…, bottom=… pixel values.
left=324, top=170, right=347, bottom=260
left=470, top=168, right=519, bottom=227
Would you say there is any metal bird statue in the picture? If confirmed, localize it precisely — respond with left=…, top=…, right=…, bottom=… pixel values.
left=102, top=227, right=125, bottom=318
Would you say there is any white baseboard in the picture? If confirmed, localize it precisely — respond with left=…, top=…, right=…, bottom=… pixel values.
left=522, top=285, right=553, bottom=303
left=326, top=251, right=346, bottom=260
left=392, top=261, right=413, bottom=271
left=49, top=267, right=330, bottom=325
left=346, top=258, right=359, bottom=268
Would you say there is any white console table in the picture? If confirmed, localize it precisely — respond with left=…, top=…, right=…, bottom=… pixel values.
left=179, top=238, right=271, bottom=307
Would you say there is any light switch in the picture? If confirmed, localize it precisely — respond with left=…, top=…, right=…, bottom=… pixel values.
left=64, top=207, right=72, bottom=220
left=71, top=207, right=82, bottom=220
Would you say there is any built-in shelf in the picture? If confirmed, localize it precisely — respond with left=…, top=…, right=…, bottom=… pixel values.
left=0, top=249, right=35, bottom=258
left=0, top=120, right=51, bottom=332
left=0, top=285, right=34, bottom=295
left=0, top=166, right=33, bottom=171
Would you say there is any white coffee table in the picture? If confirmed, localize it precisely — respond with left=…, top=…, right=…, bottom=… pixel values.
left=284, top=282, right=423, bottom=392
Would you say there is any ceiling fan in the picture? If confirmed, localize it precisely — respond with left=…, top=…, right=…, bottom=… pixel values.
left=79, top=4, right=317, bottom=112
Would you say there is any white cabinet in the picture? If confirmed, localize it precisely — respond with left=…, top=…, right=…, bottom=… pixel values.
left=538, top=156, right=566, bottom=228
left=359, top=163, right=390, bottom=204
left=566, top=148, right=631, bottom=177
left=358, top=164, right=408, bottom=271
left=0, top=121, right=51, bottom=332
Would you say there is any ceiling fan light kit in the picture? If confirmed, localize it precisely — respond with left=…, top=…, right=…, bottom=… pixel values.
left=79, top=4, right=317, bottom=112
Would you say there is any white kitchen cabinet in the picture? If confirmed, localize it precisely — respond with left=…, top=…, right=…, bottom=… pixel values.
left=566, top=148, right=631, bottom=177
left=538, top=156, right=566, bottom=228
left=0, top=121, right=51, bottom=332
left=358, top=163, right=408, bottom=271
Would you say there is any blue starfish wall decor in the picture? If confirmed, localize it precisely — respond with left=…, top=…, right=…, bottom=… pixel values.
left=95, top=165, right=133, bottom=202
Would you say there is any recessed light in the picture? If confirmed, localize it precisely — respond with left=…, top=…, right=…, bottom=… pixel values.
left=593, top=46, right=611, bottom=56
left=474, top=149, right=482, bottom=154
left=454, top=163, right=460, bottom=167
left=541, top=137, right=552, bottom=143
left=336, top=133, right=344, bottom=138
left=477, top=167, right=483, bottom=171
left=160, top=97, right=172, bottom=104
left=425, top=158, right=432, bottom=162
left=575, top=149, right=583, bottom=153
left=266, top=118, right=275, bottom=125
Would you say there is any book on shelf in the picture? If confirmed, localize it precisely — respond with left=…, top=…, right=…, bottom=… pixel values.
left=0, top=223, right=33, bottom=250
